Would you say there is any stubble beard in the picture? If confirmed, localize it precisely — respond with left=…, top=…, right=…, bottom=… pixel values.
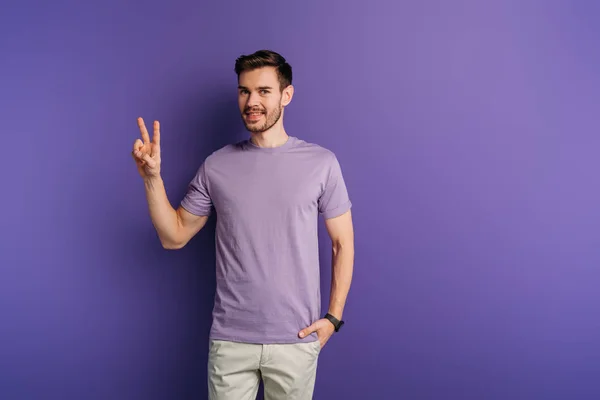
left=243, top=105, right=283, bottom=133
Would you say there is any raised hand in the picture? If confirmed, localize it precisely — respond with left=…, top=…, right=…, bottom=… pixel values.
left=132, top=117, right=161, bottom=179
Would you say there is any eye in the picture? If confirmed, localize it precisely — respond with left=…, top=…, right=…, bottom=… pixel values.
left=260, top=89, right=269, bottom=95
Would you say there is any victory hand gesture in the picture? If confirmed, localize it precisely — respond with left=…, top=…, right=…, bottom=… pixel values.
left=132, top=117, right=161, bottom=179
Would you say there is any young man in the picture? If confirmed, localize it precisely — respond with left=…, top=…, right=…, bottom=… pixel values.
left=131, top=50, right=354, bottom=400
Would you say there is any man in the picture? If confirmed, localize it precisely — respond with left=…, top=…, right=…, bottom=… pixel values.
left=131, top=49, right=354, bottom=400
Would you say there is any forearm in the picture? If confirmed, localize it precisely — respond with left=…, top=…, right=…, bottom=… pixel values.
left=144, top=176, right=182, bottom=248
left=327, top=242, right=354, bottom=320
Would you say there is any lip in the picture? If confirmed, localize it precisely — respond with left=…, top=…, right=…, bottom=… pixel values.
left=245, top=112, right=264, bottom=122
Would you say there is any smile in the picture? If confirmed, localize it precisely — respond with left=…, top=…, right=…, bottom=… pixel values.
left=245, top=112, right=264, bottom=121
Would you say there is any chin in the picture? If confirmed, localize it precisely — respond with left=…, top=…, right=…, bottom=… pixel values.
left=246, top=126, right=267, bottom=133
left=243, top=119, right=268, bottom=133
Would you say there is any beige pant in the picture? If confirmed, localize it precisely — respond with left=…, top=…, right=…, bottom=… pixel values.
left=207, top=339, right=322, bottom=400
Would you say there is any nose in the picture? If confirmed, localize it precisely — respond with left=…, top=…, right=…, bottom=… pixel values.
left=246, top=91, right=261, bottom=108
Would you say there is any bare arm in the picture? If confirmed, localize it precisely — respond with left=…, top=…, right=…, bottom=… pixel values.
left=324, top=209, right=355, bottom=320
left=297, top=208, right=354, bottom=344
left=144, top=176, right=209, bottom=249
left=132, top=117, right=208, bottom=249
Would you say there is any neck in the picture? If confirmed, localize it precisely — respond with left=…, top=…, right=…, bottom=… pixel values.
left=250, top=124, right=289, bottom=148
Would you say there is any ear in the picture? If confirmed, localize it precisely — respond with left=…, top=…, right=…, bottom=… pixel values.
left=281, top=84, right=294, bottom=106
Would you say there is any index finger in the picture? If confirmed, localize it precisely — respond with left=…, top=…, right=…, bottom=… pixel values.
left=137, top=117, right=150, bottom=145
left=153, top=120, right=160, bottom=145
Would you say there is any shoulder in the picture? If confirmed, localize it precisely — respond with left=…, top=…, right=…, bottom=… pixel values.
left=291, top=138, right=349, bottom=185
left=291, top=137, right=339, bottom=164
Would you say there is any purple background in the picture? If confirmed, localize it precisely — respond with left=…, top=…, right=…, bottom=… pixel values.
left=2, top=0, right=600, bottom=399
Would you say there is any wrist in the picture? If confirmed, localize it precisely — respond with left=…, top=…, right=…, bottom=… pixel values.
left=324, top=312, right=345, bottom=332
left=144, top=175, right=163, bottom=188
left=327, top=307, right=343, bottom=321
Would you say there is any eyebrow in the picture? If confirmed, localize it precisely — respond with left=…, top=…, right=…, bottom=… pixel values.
left=238, top=85, right=273, bottom=91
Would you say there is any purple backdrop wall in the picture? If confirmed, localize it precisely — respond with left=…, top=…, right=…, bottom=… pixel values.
left=2, top=0, right=600, bottom=399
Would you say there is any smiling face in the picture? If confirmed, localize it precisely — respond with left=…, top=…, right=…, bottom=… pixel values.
left=237, top=66, right=293, bottom=133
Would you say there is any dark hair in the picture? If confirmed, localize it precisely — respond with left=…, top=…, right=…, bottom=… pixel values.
left=234, top=50, right=292, bottom=91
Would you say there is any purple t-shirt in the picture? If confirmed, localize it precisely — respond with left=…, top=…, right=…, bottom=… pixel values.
left=180, top=136, right=351, bottom=344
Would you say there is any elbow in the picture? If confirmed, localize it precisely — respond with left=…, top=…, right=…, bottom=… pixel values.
left=160, top=217, right=187, bottom=250
left=162, top=243, right=183, bottom=250
left=160, top=237, right=186, bottom=250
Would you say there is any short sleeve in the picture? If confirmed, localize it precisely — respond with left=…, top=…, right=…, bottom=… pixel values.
left=180, top=161, right=213, bottom=216
left=318, top=152, right=352, bottom=219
